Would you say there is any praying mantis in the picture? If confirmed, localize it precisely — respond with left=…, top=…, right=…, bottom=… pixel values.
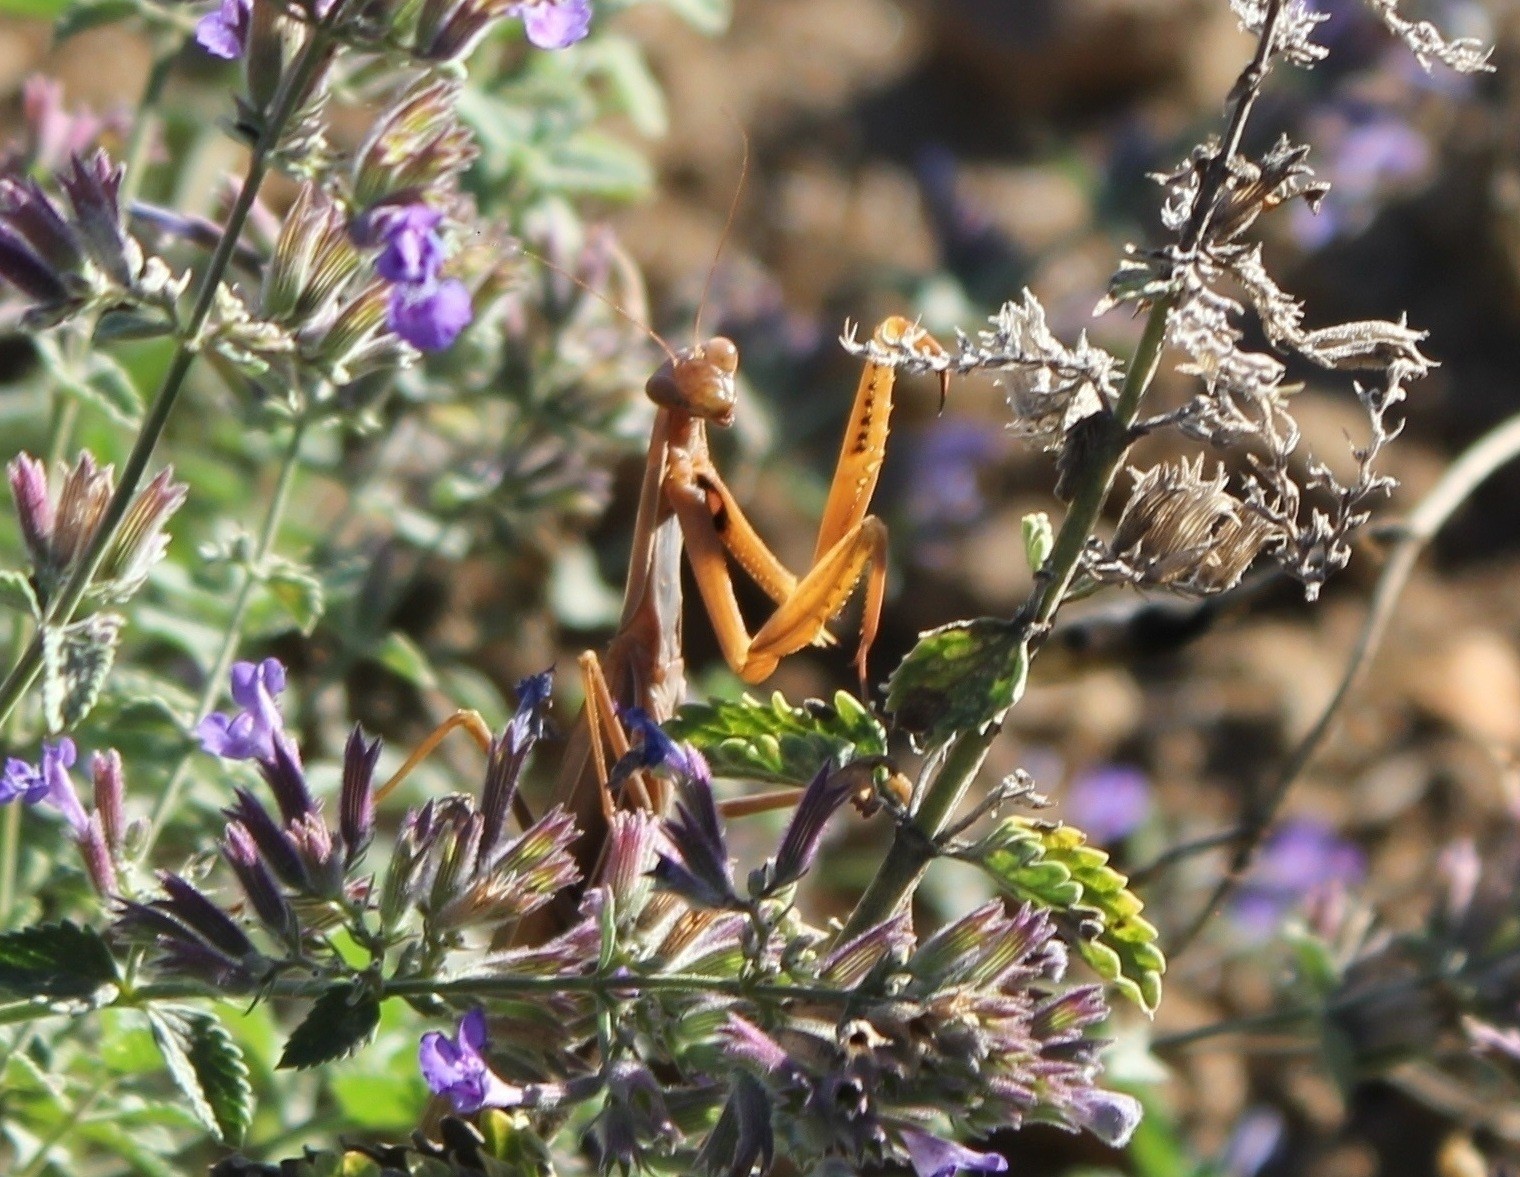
left=377, top=263, right=948, bottom=904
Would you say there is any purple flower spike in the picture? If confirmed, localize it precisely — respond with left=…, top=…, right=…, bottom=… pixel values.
left=898, top=1126, right=1009, bottom=1177
left=515, top=0, right=592, bottom=49
left=1064, top=764, right=1152, bottom=845
left=195, top=0, right=252, bottom=60
left=375, top=205, right=446, bottom=284
left=419, top=1009, right=525, bottom=1114
left=198, top=658, right=288, bottom=762
left=388, top=278, right=473, bottom=351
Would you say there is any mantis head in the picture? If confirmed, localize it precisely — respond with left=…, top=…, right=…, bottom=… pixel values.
left=645, top=337, right=739, bottom=427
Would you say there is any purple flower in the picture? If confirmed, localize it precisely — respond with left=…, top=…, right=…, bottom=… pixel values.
left=513, top=0, right=592, bottom=49
left=195, top=0, right=252, bottom=59
left=387, top=278, right=473, bottom=351
left=1231, top=818, right=1365, bottom=939
left=1063, top=764, right=1152, bottom=845
left=418, top=1009, right=524, bottom=1114
left=198, top=658, right=288, bottom=762
left=1, top=738, right=89, bottom=838
left=374, top=205, right=446, bottom=284
left=898, top=1126, right=1009, bottom=1177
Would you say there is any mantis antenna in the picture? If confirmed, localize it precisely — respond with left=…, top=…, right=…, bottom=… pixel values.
left=514, top=240, right=681, bottom=367
left=691, top=122, right=750, bottom=349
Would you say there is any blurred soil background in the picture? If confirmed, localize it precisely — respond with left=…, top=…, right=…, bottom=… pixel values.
left=7, top=0, right=1520, bottom=1173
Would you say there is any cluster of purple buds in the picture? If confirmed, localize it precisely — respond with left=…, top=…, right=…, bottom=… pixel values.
left=0, top=738, right=123, bottom=898
left=195, top=0, right=592, bottom=73
left=0, top=149, right=180, bottom=328
left=7, top=452, right=186, bottom=609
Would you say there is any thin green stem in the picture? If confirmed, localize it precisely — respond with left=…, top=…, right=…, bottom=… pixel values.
left=0, top=804, right=18, bottom=925
left=839, top=300, right=1173, bottom=942
left=140, top=418, right=309, bottom=858
left=837, top=1, right=1290, bottom=945
left=18, top=1067, right=110, bottom=1177
left=120, top=50, right=177, bottom=208
left=0, top=34, right=333, bottom=734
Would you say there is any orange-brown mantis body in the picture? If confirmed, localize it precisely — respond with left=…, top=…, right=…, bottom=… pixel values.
left=377, top=310, right=947, bottom=899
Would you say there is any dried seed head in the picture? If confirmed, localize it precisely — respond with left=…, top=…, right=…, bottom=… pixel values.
left=1092, top=458, right=1277, bottom=596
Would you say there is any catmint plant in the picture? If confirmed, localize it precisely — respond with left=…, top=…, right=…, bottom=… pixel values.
left=0, top=0, right=1501, bottom=1172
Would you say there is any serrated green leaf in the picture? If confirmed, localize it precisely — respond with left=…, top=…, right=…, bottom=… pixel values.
left=967, top=817, right=1165, bottom=1013
left=40, top=613, right=122, bottom=730
left=278, top=984, right=381, bottom=1069
left=264, top=560, right=326, bottom=634
left=148, top=1008, right=254, bottom=1144
left=665, top=690, right=887, bottom=786
left=0, top=920, right=118, bottom=998
left=885, top=618, right=1028, bottom=748
left=0, top=570, right=39, bottom=617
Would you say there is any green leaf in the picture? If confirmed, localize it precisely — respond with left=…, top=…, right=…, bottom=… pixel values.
left=966, top=818, right=1165, bottom=1013
left=40, top=613, right=122, bottom=730
left=147, top=1008, right=254, bottom=1145
left=263, top=560, right=326, bottom=634
left=0, top=0, right=69, bottom=17
left=537, top=130, right=652, bottom=200
left=1022, top=511, right=1054, bottom=573
left=884, top=618, right=1028, bottom=748
left=666, top=690, right=888, bottom=786
left=0, top=921, right=118, bottom=998
left=658, top=0, right=732, bottom=34
left=278, top=984, right=381, bottom=1069
left=0, top=570, right=39, bottom=617
left=581, top=37, right=668, bottom=138
left=374, top=631, right=438, bottom=690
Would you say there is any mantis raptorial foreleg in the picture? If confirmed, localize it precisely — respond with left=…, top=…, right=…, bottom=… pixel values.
left=662, top=315, right=944, bottom=695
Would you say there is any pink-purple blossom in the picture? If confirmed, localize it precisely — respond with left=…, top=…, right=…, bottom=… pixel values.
left=0, top=737, right=90, bottom=838
left=513, top=0, right=592, bottom=49
left=195, top=0, right=252, bottom=59
left=898, top=1126, right=1009, bottom=1177
left=418, top=1008, right=524, bottom=1114
left=198, top=658, right=289, bottom=762
left=387, top=278, right=473, bottom=351
left=373, top=205, right=447, bottom=285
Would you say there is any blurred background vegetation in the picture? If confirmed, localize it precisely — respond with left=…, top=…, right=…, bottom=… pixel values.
left=2, top=0, right=1520, bottom=1173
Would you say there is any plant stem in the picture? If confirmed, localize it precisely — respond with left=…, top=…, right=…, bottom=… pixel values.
left=1167, top=407, right=1520, bottom=955
left=838, top=1, right=1290, bottom=945
left=0, top=35, right=332, bottom=734
left=838, top=300, right=1173, bottom=942
left=120, top=49, right=177, bottom=209
left=140, top=417, right=309, bottom=859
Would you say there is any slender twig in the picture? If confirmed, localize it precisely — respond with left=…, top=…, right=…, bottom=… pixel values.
left=1167, top=409, right=1520, bottom=955
left=838, top=8, right=1291, bottom=944
left=140, top=417, right=310, bottom=859
left=120, top=50, right=176, bottom=209
left=0, top=33, right=334, bottom=734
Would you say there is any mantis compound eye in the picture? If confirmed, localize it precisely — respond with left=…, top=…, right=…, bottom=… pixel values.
left=645, top=338, right=739, bottom=426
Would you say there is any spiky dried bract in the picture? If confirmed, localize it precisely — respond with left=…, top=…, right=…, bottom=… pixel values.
left=1230, top=0, right=1329, bottom=66
left=840, top=292, right=1121, bottom=451
left=208, top=183, right=416, bottom=398
left=1363, top=0, right=1494, bottom=73
left=1087, top=458, right=1278, bottom=596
